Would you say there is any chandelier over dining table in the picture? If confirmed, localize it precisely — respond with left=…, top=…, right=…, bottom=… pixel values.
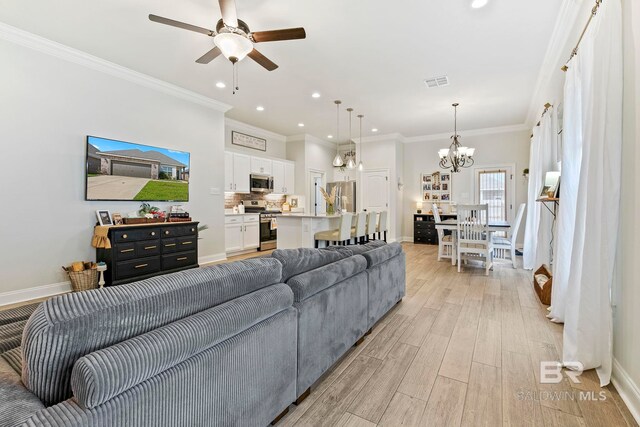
left=438, top=103, right=475, bottom=173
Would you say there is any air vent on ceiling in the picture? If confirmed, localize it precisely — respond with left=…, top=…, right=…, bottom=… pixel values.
left=424, top=76, right=450, bottom=88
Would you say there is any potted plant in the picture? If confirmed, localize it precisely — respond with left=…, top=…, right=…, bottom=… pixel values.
left=523, top=168, right=529, bottom=179
left=319, top=186, right=337, bottom=215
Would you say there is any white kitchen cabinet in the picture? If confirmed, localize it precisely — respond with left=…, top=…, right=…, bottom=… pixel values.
left=243, top=222, right=260, bottom=249
left=284, top=162, right=295, bottom=195
left=272, top=160, right=295, bottom=194
left=224, top=152, right=234, bottom=192
left=250, top=157, right=272, bottom=175
left=224, top=222, right=244, bottom=253
left=225, top=214, right=260, bottom=253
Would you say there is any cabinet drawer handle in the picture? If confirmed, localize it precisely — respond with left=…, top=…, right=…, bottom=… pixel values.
left=151, top=232, right=156, bottom=236
left=191, top=228, right=195, bottom=232
left=176, top=257, right=188, bottom=261
left=165, top=243, right=176, bottom=247
left=144, top=246, right=157, bottom=250
left=134, top=264, right=148, bottom=269
left=181, top=241, right=193, bottom=245
left=120, top=249, right=134, bottom=253
left=122, top=234, right=128, bottom=239
left=165, top=231, right=170, bottom=235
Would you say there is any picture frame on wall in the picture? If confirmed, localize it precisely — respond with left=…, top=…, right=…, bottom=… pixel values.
left=96, top=210, right=113, bottom=226
left=421, top=171, right=453, bottom=205
left=232, top=131, right=267, bottom=152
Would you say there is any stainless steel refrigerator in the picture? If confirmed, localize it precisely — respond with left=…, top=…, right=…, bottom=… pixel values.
left=326, top=180, right=357, bottom=213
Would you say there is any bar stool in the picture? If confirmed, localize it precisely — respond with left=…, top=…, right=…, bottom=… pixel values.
left=351, top=212, right=368, bottom=244
left=366, top=211, right=377, bottom=242
left=376, top=211, right=388, bottom=242
left=314, top=213, right=354, bottom=248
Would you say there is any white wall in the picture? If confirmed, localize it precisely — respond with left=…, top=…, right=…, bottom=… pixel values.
left=0, top=33, right=228, bottom=298
left=225, top=118, right=287, bottom=159
left=402, top=129, right=531, bottom=242
left=612, top=0, right=640, bottom=421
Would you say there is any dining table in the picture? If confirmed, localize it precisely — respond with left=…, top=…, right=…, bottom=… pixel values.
left=435, top=218, right=511, bottom=266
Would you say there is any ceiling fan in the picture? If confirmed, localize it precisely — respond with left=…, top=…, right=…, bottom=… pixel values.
left=149, top=0, right=306, bottom=72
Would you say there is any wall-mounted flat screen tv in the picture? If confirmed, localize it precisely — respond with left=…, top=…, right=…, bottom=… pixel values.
left=85, top=136, right=190, bottom=202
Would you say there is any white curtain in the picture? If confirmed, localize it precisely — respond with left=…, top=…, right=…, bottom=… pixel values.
left=523, top=111, right=556, bottom=270
left=562, top=0, right=623, bottom=386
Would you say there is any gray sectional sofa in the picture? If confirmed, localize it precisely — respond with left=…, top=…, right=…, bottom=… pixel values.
left=0, top=241, right=405, bottom=427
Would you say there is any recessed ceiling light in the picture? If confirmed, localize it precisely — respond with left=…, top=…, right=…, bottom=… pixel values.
left=327, top=135, right=333, bottom=139
left=471, top=0, right=488, bottom=8
left=371, top=128, right=379, bottom=132
left=215, top=82, right=226, bottom=88
left=298, top=123, right=305, bottom=127
left=256, top=106, right=265, bottom=111
left=312, top=92, right=321, bottom=98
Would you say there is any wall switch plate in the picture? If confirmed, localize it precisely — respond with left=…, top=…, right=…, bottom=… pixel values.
left=210, top=188, right=221, bottom=195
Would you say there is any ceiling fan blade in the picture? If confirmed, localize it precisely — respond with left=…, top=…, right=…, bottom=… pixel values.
left=248, top=49, right=279, bottom=71
left=149, top=14, right=214, bottom=36
left=219, top=0, right=239, bottom=27
left=251, top=27, right=306, bottom=43
left=195, top=47, right=222, bottom=64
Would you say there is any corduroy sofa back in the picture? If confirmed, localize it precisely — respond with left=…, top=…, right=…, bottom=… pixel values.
left=21, top=258, right=283, bottom=406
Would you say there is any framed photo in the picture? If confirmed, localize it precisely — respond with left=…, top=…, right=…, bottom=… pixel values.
left=232, top=131, right=267, bottom=152
left=424, top=193, right=431, bottom=200
left=441, top=173, right=450, bottom=182
left=112, top=212, right=123, bottom=226
left=441, top=194, right=450, bottom=201
left=96, top=210, right=113, bottom=226
left=442, top=183, right=448, bottom=191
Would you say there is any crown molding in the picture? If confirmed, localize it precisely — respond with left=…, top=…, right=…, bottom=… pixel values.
left=0, top=22, right=232, bottom=113
left=225, top=118, right=287, bottom=141
left=403, top=123, right=530, bottom=144
left=524, top=0, right=585, bottom=127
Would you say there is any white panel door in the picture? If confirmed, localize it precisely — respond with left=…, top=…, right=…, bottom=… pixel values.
left=284, top=162, right=295, bottom=195
left=272, top=160, right=285, bottom=194
left=225, top=223, right=243, bottom=252
left=233, top=153, right=250, bottom=193
left=243, top=222, right=260, bottom=249
left=362, top=169, right=389, bottom=212
left=250, top=157, right=272, bottom=175
left=224, top=152, right=234, bottom=192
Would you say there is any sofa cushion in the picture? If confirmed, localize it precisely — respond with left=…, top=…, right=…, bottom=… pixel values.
left=362, top=242, right=403, bottom=267
left=22, top=257, right=283, bottom=406
left=71, top=284, right=293, bottom=409
left=339, top=240, right=387, bottom=256
left=287, top=255, right=368, bottom=302
left=272, top=248, right=352, bottom=282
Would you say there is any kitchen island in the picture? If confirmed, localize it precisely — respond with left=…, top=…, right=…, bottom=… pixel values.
left=275, top=213, right=342, bottom=249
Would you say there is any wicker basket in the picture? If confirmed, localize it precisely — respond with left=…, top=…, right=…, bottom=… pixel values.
left=533, top=265, right=553, bottom=305
left=67, top=269, right=99, bottom=292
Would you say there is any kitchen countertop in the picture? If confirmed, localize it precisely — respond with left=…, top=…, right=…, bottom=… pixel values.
left=275, top=213, right=341, bottom=219
left=224, top=212, right=260, bottom=216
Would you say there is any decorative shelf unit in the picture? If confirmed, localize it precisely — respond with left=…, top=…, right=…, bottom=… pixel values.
left=536, top=197, right=559, bottom=217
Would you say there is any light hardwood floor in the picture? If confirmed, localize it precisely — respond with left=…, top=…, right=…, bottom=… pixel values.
left=275, top=243, right=638, bottom=427
left=2, top=244, right=636, bottom=426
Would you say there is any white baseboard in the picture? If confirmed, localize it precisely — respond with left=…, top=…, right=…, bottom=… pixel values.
left=0, top=281, right=71, bottom=307
left=198, top=252, right=228, bottom=266
left=612, top=358, right=640, bottom=424
left=401, top=236, right=414, bottom=243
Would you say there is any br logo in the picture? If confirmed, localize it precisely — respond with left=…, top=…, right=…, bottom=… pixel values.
left=540, top=361, right=584, bottom=384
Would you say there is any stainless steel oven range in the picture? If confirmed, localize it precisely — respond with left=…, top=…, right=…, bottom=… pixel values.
left=243, top=200, right=280, bottom=251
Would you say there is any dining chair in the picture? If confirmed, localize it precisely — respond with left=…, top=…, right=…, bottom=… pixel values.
left=456, top=204, right=493, bottom=275
left=351, top=212, right=368, bottom=244
left=493, top=203, right=526, bottom=268
left=376, top=211, right=388, bottom=242
left=314, top=213, right=354, bottom=247
left=366, top=211, right=377, bottom=242
left=432, top=204, right=454, bottom=262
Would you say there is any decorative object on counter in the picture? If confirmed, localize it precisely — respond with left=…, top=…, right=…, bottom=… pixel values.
left=319, top=186, right=337, bottom=215
left=282, top=202, right=290, bottom=212
left=112, top=213, right=123, bottom=226
left=332, top=100, right=344, bottom=167
left=416, top=201, right=423, bottom=214
left=96, top=210, right=112, bottom=226
left=62, top=261, right=99, bottom=292
left=438, top=103, right=475, bottom=173
left=231, top=131, right=267, bottom=151
left=357, top=114, right=365, bottom=171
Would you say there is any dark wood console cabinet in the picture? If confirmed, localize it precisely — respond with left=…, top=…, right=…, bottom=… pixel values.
left=413, top=213, right=457, bottom=245
left=96, top=221, right=199, bottom=286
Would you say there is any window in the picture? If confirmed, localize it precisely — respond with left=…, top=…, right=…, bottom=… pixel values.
left=477, top=170, right=508, bottom=233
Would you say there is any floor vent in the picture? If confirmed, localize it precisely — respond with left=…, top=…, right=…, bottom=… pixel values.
left=424, top=76, right=450, bottom=88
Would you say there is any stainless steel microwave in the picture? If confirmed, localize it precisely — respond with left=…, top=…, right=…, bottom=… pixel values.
left=250, top=174, right=274, bottom=193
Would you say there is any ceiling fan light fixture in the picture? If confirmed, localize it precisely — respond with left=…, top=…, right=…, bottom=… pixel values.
left=213, top=32, right=253, bottom=61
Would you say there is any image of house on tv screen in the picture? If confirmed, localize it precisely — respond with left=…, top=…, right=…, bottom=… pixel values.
left=86, top=136, right=190, bottom=201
